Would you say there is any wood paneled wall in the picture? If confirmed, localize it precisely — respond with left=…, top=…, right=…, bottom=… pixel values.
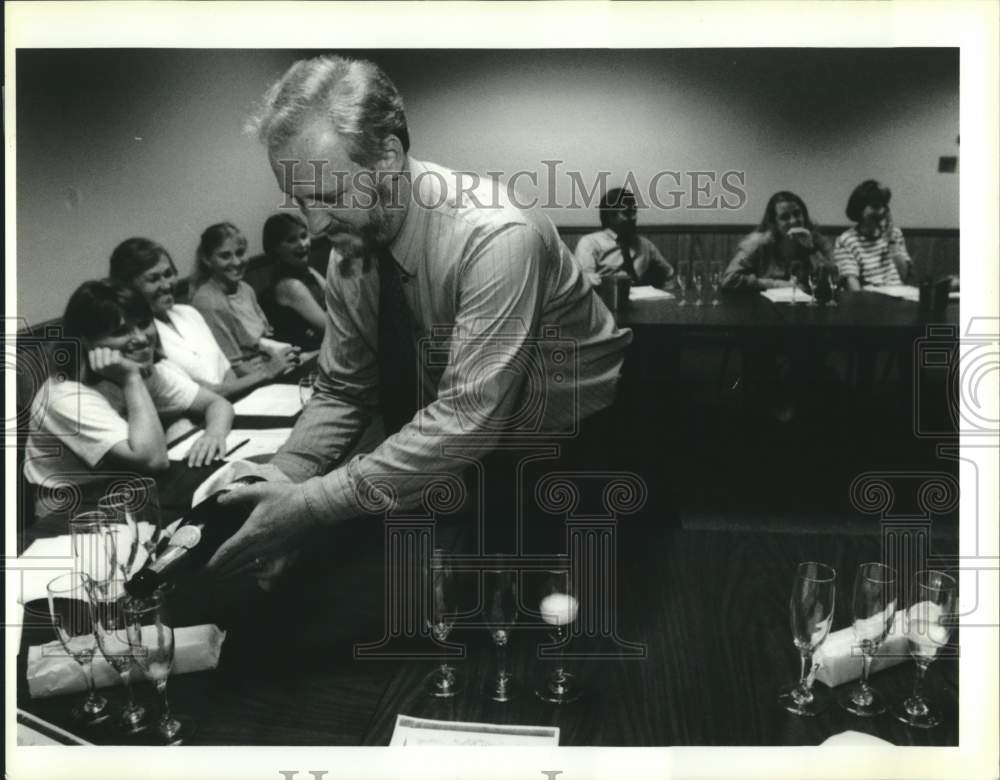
left=558, top=225, right=960, bottom=279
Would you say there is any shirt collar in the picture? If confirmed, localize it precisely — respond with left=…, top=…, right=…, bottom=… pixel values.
left=386, top=157, right=429, bottom=277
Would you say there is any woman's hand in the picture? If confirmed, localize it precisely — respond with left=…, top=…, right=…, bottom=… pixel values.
left=786, top=227, right=814, bottom=250
left=88, top=347, right=143, bottom=385
left=185, top=432, right=227, bottom=468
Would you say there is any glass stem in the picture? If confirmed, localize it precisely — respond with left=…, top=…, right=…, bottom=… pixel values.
left=82, top=659, right=98, bottom=700
left=797, top=650, right=813, bottom=693
left=496, top=642, right=508, bottom=685
left=157, top=680, right=172, bottom=723
left=912, top=660, right=929, bottom=701
left=122, top=669, right=137, bottom=708
left=860, top=651, right=873, bottom=691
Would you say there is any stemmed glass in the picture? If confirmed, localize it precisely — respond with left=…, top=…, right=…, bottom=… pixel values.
left=807, top=265, right=822, bottom=307
left=675, top=268, right=689, bottom=306
left=778, top=561, right=836, bottom=716
left=87, top=573, right=151, bottom=734
left=825, top=265, right=840, bottom=307
left=892, top=570, right=958, bottom=728
left=125, top=589, right=195, bottom=744
left=709, top=266, right=722, bottom=306
left=424, top=547, right=461, bottom=698
left=484, top=566, right=518, bottom=702
left=841, top=562, right=897, bottom=717
left=693, top=266, right=706, bottom=307
left=790, top=274, right=799, bottom=304
left=99, top=477, right=160, bottom=576
left=535, top=561, right=581, bottom=704
left=69, top=510, right=118, bottom=586
left=45, top=572, right=110, bottom=725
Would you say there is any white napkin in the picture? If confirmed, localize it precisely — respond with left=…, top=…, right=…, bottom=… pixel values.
left=629, top=285, right=675, bottom=301
left=26, top=624, right=226, bottom=698
left=814, top=609, right=908, bottom=687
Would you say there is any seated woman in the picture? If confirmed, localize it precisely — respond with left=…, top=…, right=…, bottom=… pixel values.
left=23, top=280, right=234, bottom=520
left=722, top=191, right=834, bottom=291
left=834, top=179, right=913, bottom=290
left=109, top=237, right=297, bottom=398
left=259, top=213, right=327, bottom=350
left=189, top=222, right=300, bottom=377
left=574, top=187, right=675, bottom=288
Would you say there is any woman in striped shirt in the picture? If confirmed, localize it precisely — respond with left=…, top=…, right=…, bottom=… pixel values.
left=834, top=180, right=913, bottom=290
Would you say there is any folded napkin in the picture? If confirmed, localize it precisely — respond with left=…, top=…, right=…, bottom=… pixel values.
left=629, top=285, right=675, bottom=301
left=814, top=609, right=908, bottom=687
left=26, top=624, right=225, bottom=699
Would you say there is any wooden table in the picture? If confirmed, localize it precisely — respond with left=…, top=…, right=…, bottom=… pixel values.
left=17, top=515, right=958, bottom=746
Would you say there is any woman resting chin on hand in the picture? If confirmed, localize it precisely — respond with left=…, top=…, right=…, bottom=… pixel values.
left=23, top=280, right=235, bottom=519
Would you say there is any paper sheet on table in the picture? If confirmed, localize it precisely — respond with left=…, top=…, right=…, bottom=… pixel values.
left=761, top=288, right=814, bottom=304
left=866, top=284, right=921, bottom=302
left=232, top=384, right=303, bottom=417
left=389, top=715, right=559, bottom=746
left=629, top=285, right=674, bottom=301
left=821, top=730, right=894, bottom=746
left=17, top=712, right=93, bottom=745
left=168, top=429, right=293, bottom=462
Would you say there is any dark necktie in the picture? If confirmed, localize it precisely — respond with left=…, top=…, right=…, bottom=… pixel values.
left=377, top=248, right=419, bottom=436
left=618, top=235, right=640, bottom=283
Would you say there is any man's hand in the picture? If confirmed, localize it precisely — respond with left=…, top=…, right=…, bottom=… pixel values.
left=205, top=481, right=318, bottom=579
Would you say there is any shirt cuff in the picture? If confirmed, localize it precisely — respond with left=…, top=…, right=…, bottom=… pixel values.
left=300, top=466, right=357, bottom=527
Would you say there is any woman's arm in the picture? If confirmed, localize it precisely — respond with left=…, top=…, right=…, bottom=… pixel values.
left=202, top=361, right=296, bottom=400
left=182, top=386, right=235, bottom=468
left=91, top=348, right=169, bottom=472
left=274, top=277, right=328, bottom=333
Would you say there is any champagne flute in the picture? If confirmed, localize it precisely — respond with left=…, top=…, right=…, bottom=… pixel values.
left=841, top=562, right=897, bottom=717
left=826, top=265, right=840, bottom=307
left=710, top=265, right=722, bottom=306
left=424, top=547, right=461, bottom=697
left=45, top=573, right=110, bottom=725
left=484, top=566, right=518, bottom=702
left=675, top=267, right=689, bottom=306
left=790, top=274, right=799, bottom=304
left=125, top=589, right=195, bottom=744
left=892, top=570, right=957, bottom=728
left=693, top=265, right=705, bottom=307
left=807, top=265, right=821, bottom=307
left=87, top=574, right=151, bottom=734
left=778, top=561, right=836, bottom=716
left=99, top=477, right=160, bottom=574
left=69, top=510, right=117, bottom=585
left=535, top=560, right=581, bottom=704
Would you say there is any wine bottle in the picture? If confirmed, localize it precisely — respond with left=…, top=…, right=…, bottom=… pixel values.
left=125, top=476, right=265, bottom=599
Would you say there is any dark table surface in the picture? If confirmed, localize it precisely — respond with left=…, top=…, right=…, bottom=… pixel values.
left=15, top=300, right=961, bottom=748
left=17, top=514, right=958, bottom=747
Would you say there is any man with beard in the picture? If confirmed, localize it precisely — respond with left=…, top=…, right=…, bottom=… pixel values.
left=206, top=55, right=633, bottom=581
left=573, top=187, right=676, bottom=290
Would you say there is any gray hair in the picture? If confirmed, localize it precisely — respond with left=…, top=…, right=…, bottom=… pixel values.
left=248, top=55, right=410, bottom=166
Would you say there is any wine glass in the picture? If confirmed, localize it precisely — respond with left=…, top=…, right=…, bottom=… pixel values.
left=826, top=265, right=840, bottom=307
left=892, top=570, right=957, bottom=728
left=69, top=510, right=117, bottom=584
left=790, top=274, right=799, bottom=304
left=535, top=560, right=581, bottom=704
left=693, top=266, right=705, bottom=307
left=298, top=368, right=319, bottom=408
left=99, top=477, right=160, bottom=574
left=424, top=547, right=461, bottom=698
left=807, top=265, right=822, bottom=307
left=710, top=265, right=722, bottom=306
left=484, top=566, right=518, bottom=702
left=841, top=562, right=897, bottom=717
left=778, top=561, right=836, bottom=716
left=125, top=589, right=195, bottom=744
left=87, top=574, right=151, bottom=734
left=45, top=573, right=110, bottom=725
left=675, top=268, right=689, bottom=306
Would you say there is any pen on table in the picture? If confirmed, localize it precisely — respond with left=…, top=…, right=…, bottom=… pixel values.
left=224, top=438, right=250, bottom=458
